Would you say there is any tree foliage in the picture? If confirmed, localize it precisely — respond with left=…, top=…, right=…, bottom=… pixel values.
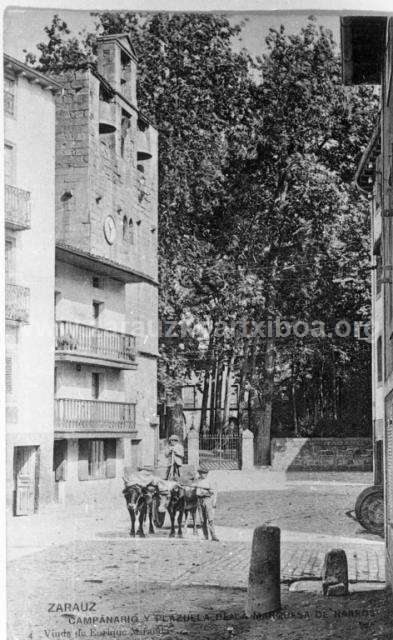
left=27, top=14, right=378, bottom=444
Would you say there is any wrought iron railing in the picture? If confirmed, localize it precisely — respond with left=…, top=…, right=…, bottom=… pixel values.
left=5, top=185, right=31, bottom=230
left=55, top=321, right=136, bottom=363
left=5, top=283, right=30, bottom=322
left=55, top=398, right=136, bottom=432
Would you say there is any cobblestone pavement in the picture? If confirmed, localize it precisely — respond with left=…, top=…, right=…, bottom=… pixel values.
left=7, top=475, right=388, bottom=640
left=7, top=535, right=387, bottom=640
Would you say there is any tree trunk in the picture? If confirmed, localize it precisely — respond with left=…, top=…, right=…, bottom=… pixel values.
left=247, top=330, right=261, bottom=432
left=200, top=327, right=215, bottom=434
left=209, top=356, right=218, bottom=434
left=222, top=352, right=235, bottom=428
left=238, top=337, right=251, bottom=431
left=255, top=331, right=275, bottom=466
left=214, top=358, right=224, bottom=432
left=167, top=389, right=186, bottom=442
left=331, top=345, right=338, bottom=421
left=291, top=354, right=298, bottom=436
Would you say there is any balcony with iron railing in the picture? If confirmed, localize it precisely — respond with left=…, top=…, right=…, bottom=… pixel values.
left=55, top=320, right=137, bottom=369
left=55, top=398, right=136, bottom=434
left=5, top=283, right=30, bottom=323
left=5, top=185, right=31, bottom=230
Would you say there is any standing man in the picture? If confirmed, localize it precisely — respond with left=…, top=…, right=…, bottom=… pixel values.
left=164, top=434, right=184, bottom=479
left=196, top=466, right=219, bottom=541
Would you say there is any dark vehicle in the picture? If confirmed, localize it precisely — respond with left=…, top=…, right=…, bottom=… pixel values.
left=355, top=484, right=384, bottom=535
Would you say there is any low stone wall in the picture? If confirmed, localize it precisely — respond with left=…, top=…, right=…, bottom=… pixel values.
left=270, top=437, right=373, bottom=471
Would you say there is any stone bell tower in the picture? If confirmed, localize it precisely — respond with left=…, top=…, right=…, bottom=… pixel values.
left=96, top=33, right=137, bottom=108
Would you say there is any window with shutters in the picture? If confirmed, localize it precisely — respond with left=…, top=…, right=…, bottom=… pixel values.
left=5, top=240, right=15, bottom=281
left=6, top=356, right=12, bottom=395
left=53, top=439, right=67, bottom=482
left=91, top=372, right=100, bottom=399
left=78, top=438, right=116, bottom=480
left=4, top=142, right=15, bottom=185
left=4, top=77, right=15, bottom=117
left=92, top=301, right=103, bottom=327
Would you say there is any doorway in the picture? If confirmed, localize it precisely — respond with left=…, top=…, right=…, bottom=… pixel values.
left=13, top=446, right=39, bottom=516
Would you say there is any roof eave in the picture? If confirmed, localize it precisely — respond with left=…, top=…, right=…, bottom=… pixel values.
left=3, top=53, right=63, bottom=93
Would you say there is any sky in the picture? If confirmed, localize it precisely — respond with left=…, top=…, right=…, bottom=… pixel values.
left=4, top=8, right=341, bottom=62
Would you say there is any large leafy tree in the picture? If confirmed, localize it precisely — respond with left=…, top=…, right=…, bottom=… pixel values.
left=27, top=14, right=377, bottom=455
left=216, top=19, right=377, bottom=459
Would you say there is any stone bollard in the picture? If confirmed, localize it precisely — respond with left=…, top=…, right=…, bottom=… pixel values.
left=241, top=429, right=254, bottom=470
left=187, top=427, right=199, bottom=470
left=245, top=525, right=281, bottom=617
left=322, top=549, right=349, bottom=596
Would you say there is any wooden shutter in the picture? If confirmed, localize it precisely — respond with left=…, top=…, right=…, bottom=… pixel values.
left=78, top=439, right=90, bottom=481
left=90, top=439, right=106, bottom=478
left=6, top=356, right=12, bottom=395
left=105, top=439, right=117, bottom=479
left=91, top=373, right=100, bottom=399
left=53, top=439, right=67, bottom=482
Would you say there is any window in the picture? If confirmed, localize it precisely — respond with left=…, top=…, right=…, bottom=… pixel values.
left=78, top=438, right=116, bottom=480
left=92, top=277, right=100, bottom=289
left=377, top=336, right=383, bottom=383
left=182, top=385, right=196, bottom=409
left=53, top=439, right=67, bottom=482
left=92, top=301, right=102, bottom=326
left=4, top=143, right=15, bottom=185
left=54, top=367, right=58, bottom=395
left=129, top=219, right=134, bottom=245
left=92, top=372, right=100, bottom=399
left=120, top=111, right=131, bottom=158
left=4, top=77, right=15, bottom=116
left=54, top=291, right=61, bottom=321
left=6, top=356, right=12, bottom=395
left=123, top=215, right=128, bottom=239
left=120, top=51, right=132, bottom=98
left=5, top=240, right=14, bottom=281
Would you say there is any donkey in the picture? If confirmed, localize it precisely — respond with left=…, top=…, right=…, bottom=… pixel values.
left=123, top=483, right=156, bottom=537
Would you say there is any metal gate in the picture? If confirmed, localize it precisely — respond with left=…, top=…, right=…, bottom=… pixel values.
left=199, top=433, right=240, bottom=470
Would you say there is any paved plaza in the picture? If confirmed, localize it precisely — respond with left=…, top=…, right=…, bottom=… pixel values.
left=7, top=471, right=389, bottom=639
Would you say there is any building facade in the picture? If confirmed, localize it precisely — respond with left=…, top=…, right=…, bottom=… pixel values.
left=53, top=34, right=159, bottom=503
left=4, top=55, right=61, bottom=515
left=341, top=15, right=393, bottom=588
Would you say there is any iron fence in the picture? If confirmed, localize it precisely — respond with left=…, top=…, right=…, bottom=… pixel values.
left=199, top=433, right=240, bottom=470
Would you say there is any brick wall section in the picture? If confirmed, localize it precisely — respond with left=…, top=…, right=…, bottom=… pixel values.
left=271, top=438, right=373, bottom=471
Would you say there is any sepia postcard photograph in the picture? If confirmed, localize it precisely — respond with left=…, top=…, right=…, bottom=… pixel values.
left=2, top=1, right=393, bottom=638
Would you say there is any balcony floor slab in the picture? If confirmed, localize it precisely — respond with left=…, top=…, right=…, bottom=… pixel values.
left=54, top=430, right=138, bottom=439
left=55, top=352, right=137, bottom=370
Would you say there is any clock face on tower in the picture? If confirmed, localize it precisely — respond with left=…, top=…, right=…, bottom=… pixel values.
left=103, top=215, right=116, bottom=245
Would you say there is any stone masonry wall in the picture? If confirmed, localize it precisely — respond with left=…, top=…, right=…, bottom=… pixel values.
left=55, top=68, right=158, bottom=281
left=55, top=70, right=91, bottom=251
left=271, top=437, right=373, bottom=471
